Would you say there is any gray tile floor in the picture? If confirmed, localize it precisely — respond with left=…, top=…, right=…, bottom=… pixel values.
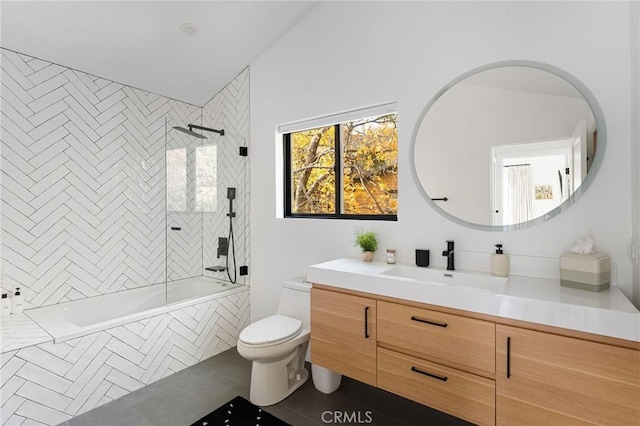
left=58, top=348, right=472, bottom=425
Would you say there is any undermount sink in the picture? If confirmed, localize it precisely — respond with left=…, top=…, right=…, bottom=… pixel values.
left=380, top=265, right=507, bottom=293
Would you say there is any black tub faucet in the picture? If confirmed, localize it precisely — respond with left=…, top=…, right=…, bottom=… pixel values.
left=442, top=240, right=455, bottom=270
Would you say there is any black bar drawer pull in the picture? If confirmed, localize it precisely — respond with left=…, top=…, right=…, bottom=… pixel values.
left=364, top=306, right=370, bottom=339
left=507, top=336, right=511, bottom=378
left=411, top=316, right=448, bottom=328
left=411, top=366, right=448, bottom=382
left=171, top=227, right=181, bottom=231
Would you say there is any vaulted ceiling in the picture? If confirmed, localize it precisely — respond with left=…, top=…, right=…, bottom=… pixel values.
left=1, top=1, right=318, bottom=106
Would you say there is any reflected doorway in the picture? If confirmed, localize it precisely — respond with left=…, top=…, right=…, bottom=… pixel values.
left=491, top=121, right=586, bottom=226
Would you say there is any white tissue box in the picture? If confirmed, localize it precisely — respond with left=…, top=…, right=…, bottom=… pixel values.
left=559, top=253, right=610, bottom=292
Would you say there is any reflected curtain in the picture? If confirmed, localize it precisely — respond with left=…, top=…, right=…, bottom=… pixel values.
left=505, top=165, right=534, bottom=225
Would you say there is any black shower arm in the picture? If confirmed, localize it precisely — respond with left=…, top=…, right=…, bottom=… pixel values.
left=188, top=124, right=225, bottom=136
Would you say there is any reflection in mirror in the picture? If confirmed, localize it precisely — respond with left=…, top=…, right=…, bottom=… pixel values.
left=412, top=64, right=602, bottom=229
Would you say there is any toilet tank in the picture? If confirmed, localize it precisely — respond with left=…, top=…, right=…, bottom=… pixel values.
left=276, top=277, right=312, bottom=329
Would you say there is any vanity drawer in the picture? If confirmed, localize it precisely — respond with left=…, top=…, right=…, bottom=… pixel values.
left=378, top=347, right=495, bottom=426
left=377, top=301, right=495, bottom=376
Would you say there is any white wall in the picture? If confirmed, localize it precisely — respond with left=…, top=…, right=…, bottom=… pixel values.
left=250, top=1, right=637, bottom=320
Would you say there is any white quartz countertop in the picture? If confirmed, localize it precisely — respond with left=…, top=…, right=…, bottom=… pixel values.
left=1, top=313, right=53, bottom=353
left=307, top=258, right=640, bottom=343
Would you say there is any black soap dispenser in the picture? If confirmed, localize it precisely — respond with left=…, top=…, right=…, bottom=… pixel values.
left=1, top=293, right=10, bottom=316
left=491, top=244, right=509, bottom=277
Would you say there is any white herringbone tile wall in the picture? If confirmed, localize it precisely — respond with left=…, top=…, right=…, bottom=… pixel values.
left=0, top=49, right=206, bottom=308
left=0, top=288, right=250, bottom=426
left=202, top=68, right=250, bottom=283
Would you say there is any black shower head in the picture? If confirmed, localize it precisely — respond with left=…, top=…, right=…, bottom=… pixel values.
left=172, top=124, right=225, bottom=139
left=172, top=126, right=207, bottom=139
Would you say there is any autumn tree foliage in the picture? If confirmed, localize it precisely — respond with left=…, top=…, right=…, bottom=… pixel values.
left=290, top=114, right=397, bottom=215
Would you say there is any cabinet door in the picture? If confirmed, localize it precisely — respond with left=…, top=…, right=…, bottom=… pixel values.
left=496, top=325, right=640, bottom=425
left=310, top=288, right=377, bottom=386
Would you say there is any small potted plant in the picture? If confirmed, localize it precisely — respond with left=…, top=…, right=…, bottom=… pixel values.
left=355, top=231, right=378, bottom=262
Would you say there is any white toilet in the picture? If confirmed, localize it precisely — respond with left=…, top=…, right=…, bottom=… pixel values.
left=237, top=277, right=341, bottom=406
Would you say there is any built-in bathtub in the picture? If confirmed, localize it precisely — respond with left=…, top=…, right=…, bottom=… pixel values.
left=2, top=276, right=249, bottom=425
left=26, top=276, right=246, bottom=343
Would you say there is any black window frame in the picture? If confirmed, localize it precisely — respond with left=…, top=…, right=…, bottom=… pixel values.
left=284, top=121, right=398, bottom=221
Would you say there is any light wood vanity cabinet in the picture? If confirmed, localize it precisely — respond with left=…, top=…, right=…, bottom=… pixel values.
left=310, top=288, right=377, bottom=386
left=311, top=285, right=640, bottom=426
left=496, top=325, right=640, bottom=426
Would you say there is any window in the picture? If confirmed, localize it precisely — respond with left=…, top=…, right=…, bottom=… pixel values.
left=283, top=105, right=397, bottom=219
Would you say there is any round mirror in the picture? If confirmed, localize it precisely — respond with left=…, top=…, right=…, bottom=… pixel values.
left=411, top=61, right=605, bottom=231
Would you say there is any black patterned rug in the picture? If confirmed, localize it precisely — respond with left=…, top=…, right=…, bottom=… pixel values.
left=191, top=396, right=291, bottom=426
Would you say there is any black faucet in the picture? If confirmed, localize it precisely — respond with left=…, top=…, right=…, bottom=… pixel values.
left=442, top=240, right=455, bottom=270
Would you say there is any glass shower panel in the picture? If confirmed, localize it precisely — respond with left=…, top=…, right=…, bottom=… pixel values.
left=165, top=119, right=248, bottom=304
left=202, top=132, right=249, bottom=286
left=165, top=118, right=205, bottom=287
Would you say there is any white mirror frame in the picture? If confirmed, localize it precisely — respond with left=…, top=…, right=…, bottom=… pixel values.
left=409, top=60, right=606, bottom=232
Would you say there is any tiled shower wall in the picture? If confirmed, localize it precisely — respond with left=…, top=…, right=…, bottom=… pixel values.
left=0, top=49, right=250, bottom=308
left=0, top=48, right=199, bottom=308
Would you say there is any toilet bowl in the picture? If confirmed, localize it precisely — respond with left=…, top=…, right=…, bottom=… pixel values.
left=237, top=315, right=310, bottom=406
left=237, top=277, right=341, bottom=406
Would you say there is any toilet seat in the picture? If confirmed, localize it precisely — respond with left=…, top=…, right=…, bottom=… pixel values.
left=239, top=314, right=302, bottom=347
